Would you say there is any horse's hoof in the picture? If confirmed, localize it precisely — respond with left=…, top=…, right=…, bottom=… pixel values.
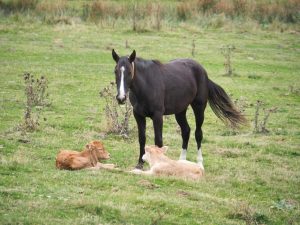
left=135, top=163, right=143, bottom=170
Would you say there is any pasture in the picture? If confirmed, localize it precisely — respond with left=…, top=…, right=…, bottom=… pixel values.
left=1, top=5, right=300, bottom=224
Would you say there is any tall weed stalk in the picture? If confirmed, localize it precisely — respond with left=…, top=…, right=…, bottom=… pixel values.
left=99, top=82, right=133, bottom=138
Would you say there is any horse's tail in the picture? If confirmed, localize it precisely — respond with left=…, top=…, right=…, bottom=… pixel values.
left=207, top=79, right=247, bottom=128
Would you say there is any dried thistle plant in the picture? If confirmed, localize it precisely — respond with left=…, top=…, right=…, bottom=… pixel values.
left=99, top=82, right=133, bottom=138
left=18, top=72, right=50, bottom=133
left=253, top=100, right=277, bottom=133
left=191, top=39, right=196, bottom=57
left=220, top=45, right=235, bottom=76
left=24, top=72, right=50, bottom=107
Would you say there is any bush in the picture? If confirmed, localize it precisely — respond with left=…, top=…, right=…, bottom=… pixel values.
left=35, top=0, right=67, bottom=16
left=196, top=0, right=216, bottom=13
left=0, top=0, right=37, bottom=13
left=176, top=2, right=191, bottom=21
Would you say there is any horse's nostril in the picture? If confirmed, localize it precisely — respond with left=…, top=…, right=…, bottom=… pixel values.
left=116, top=95, right=126, bottom=104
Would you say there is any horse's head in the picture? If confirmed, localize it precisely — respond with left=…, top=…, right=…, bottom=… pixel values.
left=112, top=49, right=136, bottom=104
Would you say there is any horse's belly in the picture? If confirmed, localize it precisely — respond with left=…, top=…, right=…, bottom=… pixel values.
left=164, top=102, right=192, bottom=115
left=164, top=88, right=196, bottom=115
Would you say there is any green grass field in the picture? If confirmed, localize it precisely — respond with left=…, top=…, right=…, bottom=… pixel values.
left=0, top=14, right=300, bottom=224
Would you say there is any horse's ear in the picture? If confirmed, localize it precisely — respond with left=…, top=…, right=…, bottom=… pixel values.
left=129, top=50, right=136, bottom=63
left=112, top=49, right=119, bottom=63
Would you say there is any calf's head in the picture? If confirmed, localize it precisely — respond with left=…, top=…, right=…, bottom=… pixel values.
left=86, top=140, right=110, bottom=160
left=142, top=145, right=168, bottom=164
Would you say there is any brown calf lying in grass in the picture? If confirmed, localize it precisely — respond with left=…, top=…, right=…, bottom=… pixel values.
left=56, top=140, right=115, bottom=170
left=131, top=145, right=204, bottom=180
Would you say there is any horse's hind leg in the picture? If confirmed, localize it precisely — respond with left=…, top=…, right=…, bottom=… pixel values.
left=191, top=102, right=207, bottom=169
left=175, top=109, right=190, bottom=160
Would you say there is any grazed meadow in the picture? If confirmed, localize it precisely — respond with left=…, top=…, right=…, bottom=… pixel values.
left=0, top=1, right=300, bottom=224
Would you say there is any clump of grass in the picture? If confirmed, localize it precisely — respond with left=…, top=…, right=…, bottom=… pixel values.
left=196, top=0, right=216, bottom=13
left=232, top=0, right=247, bottom=17
left=220, top=44, right=235, bottom=76
left=131, top=2, right=139, bottom=31
left=287, top=85, right=300, bottom=95
left=253, top=0, right=300, bottom=24
left=17, top=72, right=50, bottom=133
left=154, top=2, right=163, bottom=31
left=88, top=0, right=112, bottom=24
left=130, top=2, right=153, bottom=32
left=253, top=100, right=277, bottom=134
left=214, top=0, right=234, bottom=16
left=270, top=199, right=297, bottom=211
left=227, top=201, right=269, bottom=225
left=247, top=74, right=261, bottom=79
left=1, top=0, right=299, bottom=29
left=176, top=1, right=191, bottom=21
left=99, top=82, right=133, bottom=138
left=35, top=0, right=76, bottom=25
left=35, top=0, right=67, bottom=15
left=150, top=212, right=165, bottom=225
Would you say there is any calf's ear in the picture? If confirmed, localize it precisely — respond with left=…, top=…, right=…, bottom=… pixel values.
left=161, top=146, right=168, bottom=153
left=145, top=145, right=150, bottom=152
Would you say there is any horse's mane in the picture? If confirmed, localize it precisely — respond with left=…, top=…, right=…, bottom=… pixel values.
left=135, top=57, right=162, bottom=69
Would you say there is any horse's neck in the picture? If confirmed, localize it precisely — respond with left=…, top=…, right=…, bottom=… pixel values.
left=130, top=63, right=160, bottom=95
left=130, top=67, right=145, bottom=96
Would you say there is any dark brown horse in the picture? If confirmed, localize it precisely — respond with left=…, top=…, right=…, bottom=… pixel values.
left=111, top=49, right=246, bottom=169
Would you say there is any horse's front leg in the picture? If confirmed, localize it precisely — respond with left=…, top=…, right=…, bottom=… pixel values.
left=152, top=112, right=163, bottom=147
left=134, top=111, right=146, bottom=169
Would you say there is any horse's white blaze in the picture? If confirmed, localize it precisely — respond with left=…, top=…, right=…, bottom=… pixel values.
left=119, top=66, right=125, bottom=99
left=197, top=148, right=204, bottom=170
left=179, top=149, right=187, bottom=160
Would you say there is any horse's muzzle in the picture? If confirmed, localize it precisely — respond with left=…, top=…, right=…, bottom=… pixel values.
left=116, top=95, right=126, bottom=104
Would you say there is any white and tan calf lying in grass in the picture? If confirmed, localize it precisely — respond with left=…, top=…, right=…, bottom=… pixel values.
left=131, top=145, right=204, bottom=180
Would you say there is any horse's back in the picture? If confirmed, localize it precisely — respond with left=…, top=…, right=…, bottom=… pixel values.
left=164, top=58, right=208, bottom=90
left=161, top=59, right=208, bottom=114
